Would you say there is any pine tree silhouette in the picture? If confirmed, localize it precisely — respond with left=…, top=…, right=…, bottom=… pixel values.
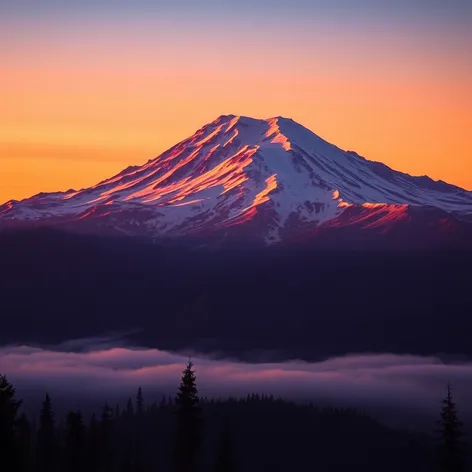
left=0, top=375, right=22, bottom=469
left=126, top=397, right=134, bottom=417
left=86, top=414, right=100, bottom=472
left=135, top=387, right=145, bottom=472
left=37, top=393, right=56, bottom=472
left=160, top=396, right=168, bottom=409
left=173, top=359, right=202, bottom=472
left=215, top=420, right=235, bottom=472
left=122, top=397, right=134, bottom=471
left=17, top=412, right=33, bottom=472
left=437, top=384, right=466, bottom=472
left=63, top=411, right=86, bottom=472
left=136, top=386, right=144, bottom=416
left=99, top=403, right=114, bottom=472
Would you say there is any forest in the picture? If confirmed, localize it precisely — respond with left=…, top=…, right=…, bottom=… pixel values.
left=0, top=360, right=468, bottom=472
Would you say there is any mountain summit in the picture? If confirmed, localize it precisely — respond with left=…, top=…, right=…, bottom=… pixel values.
left=1, top=115, right=472, bottom=247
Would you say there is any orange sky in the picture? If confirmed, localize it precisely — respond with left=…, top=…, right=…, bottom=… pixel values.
left=1, top=14, right=471, bottom=203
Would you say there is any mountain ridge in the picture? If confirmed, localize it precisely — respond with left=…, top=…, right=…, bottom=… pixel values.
left=1, top=114, right=472, bottom=247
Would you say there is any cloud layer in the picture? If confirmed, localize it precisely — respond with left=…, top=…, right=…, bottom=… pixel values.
left=1, top=343, right=471, bottom=429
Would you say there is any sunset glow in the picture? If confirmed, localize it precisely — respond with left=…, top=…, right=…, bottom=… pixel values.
left=1, top=2, right=471, bottom=204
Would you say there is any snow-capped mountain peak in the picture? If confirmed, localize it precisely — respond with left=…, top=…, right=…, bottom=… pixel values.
left=1, top=115, right=472, bottom=245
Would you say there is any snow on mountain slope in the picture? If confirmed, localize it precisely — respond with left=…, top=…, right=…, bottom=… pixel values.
left=1, top=114, right=472, bottom=244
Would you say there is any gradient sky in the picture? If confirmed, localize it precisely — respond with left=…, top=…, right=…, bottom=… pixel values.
left=1, top=0, right=471, bottom=203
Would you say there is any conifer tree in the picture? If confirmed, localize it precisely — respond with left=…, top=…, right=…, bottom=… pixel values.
left=63, top=410, right=86, bottom=472
left=0, top=375, right=22, bottom=469
left=136, top=386, right=144, bottom=416
left=37, top=393, right=56, bottom=472
left=122, top=397, right=135, bottom=472
left=17, top=412, right=33, bottom=472
left=135, top=387, right=145, bottom=472
left=437, top=384, right=466, bottom=472
left=173, top=359, right=202, bottom=472
left=215, top=421, right=235, bottom=472
left=99, top=403, right=115, bottom=472
left=126, top=397, right=134, bottom=417
left=160, top=396, right=168, bottom=409
left=86, top=414, right=100, bottom=472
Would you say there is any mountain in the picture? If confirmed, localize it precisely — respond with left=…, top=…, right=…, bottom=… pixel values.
left=1, top=114, right=472, bottom=247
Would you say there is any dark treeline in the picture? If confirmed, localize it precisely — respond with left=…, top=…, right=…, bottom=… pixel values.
left=1, top=362, right=469, bottom=471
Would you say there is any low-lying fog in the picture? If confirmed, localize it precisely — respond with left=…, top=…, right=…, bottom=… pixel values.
left=1, top=337, right=471, bottom=432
